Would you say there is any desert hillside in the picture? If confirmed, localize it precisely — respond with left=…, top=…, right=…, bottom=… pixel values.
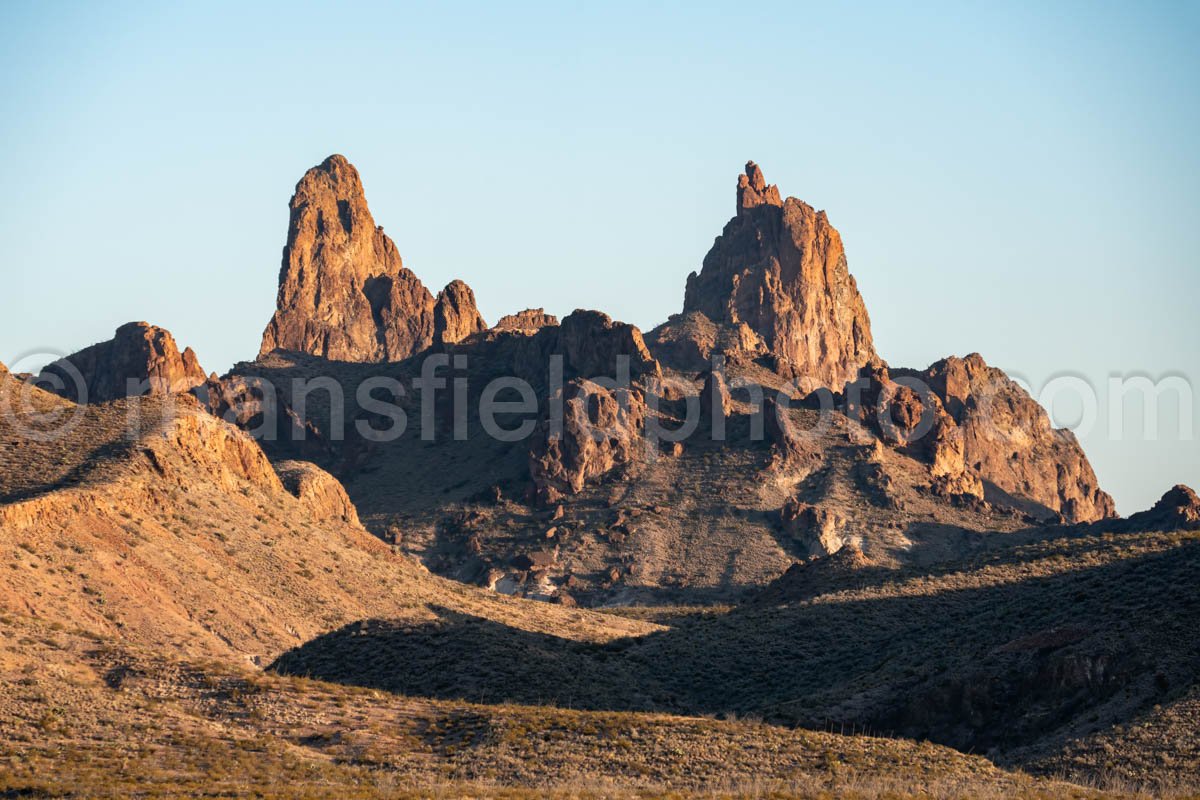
left=2, top=156, right=1195, bottom=799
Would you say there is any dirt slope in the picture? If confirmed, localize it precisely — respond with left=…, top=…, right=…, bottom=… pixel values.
left=0, top=370, right=657, bottom=664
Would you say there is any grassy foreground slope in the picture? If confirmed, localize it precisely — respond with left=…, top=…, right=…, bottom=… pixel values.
left=273, top=520, right=1200, bottom=791
left=0, top=615, right=1119, bottom=799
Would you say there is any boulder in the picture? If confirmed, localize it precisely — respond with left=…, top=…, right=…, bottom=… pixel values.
left=513, top=550, right=557, bottom=571
left=778, top=500, right=846, bottom=557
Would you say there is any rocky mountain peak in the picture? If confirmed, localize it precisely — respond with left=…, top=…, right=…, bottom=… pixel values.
left=737, top=160, right=782, bottom=212
left=259, top=154, right=462, bottom=362
left=681, top=161, right=876, bottom=387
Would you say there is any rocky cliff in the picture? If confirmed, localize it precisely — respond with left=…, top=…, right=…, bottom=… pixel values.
left=915, top=354, right=1116, bottom=522
left=260, top=154, right=480, bottom=362
left=681, top=161, right=876, bottom=387
left=36, top=321, right=206, bottom=403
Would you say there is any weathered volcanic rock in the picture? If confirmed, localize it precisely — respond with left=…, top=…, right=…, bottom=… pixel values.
left=147, top=400, right=285, bottom=495
left=904, top=354, right=1115, bottom=522
left=645, top=311, right=768, bottom=372
left=529, top=378, right=647, bottom=502
left=764, top=396, right=803, bottom=461
left=778, top=499, right=846, bottom=557
left=493, top=308, right=559, bottom=334
left=36, top=322, right=206, bottom=403
left=737, top=161, right=783, bottom=210
left=260, top=154, right=466, bottom=362
left=553, top=310, right=661, bottom=382
left=1122, top=485, right=1200, bottom=531
left=275, top=459, right=362, bottom=526
left=192, top=374, right=331, bottom=463
left=699, top=365, right=733, bottom=423
left=433, top=280, right=488, bottom=347
left=839, top=362, right=982, bottom=499
left=682, top=161, right=876, bottom=387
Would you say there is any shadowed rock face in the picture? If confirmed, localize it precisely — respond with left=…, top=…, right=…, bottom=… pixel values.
left=37, top=321, right=206, bottom=403
left=1118, top=484, right=1200, bottom=531
left=682, top=161, right=876, bottom=388
left=260, top=154, right=446, bottom=362
left=553, top=310, right=661, bottom=382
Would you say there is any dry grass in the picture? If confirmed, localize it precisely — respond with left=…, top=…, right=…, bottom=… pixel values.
left=0, top=616, right=1134, bottom=800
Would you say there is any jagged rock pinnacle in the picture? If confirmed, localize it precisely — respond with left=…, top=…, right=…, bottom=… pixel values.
left=259, top=155, right=482, bottom=362
left=683, top=161, right=875, bottom=388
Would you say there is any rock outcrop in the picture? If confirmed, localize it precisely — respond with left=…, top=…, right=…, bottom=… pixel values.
left=839, top=362, right=983, bottom=501
left=856, top=354, right=1114, bottom=522
left=529, top=379, right=647, bottom=502
left=699, top=366, right=733, bottom=423
left=192, top=374, right=331, bottom=462
left=433, top=280, right=488, bottom=347
left=275, top=459, right=362, bottom=526
left=777, top=499, right=846, bottom=557
left=494, top=308, right=559, bottom=334
left=260, top=154, right=475, bottom=362
left=681, top=161, right=876, bottom=388
left=553, top=310, right=661, bottom=382
left=645, top=311, right=767, bottom=372
left=1112, top=485, right=1200, bottom=532
left=916, top=354, right=1115, bottom=522
left=36, top=322, right=206, bottom=403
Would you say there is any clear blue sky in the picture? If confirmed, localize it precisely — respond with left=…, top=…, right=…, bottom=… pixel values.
left=2, top=1, right=1197, bottom=513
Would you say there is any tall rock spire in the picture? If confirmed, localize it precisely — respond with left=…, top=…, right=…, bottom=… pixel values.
left=259, top=154, right=437, bottom=362
left=683, top=161, right=876, bottom=388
